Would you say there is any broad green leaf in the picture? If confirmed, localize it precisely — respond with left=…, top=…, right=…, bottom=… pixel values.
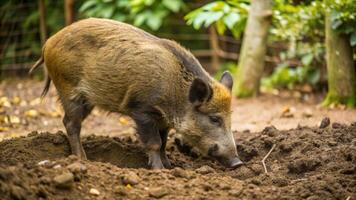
left=331, top=19, right=343, bottom=30
left=162, top=0, right=182, bottom=13
left=192, top=12, right=211, bottom=29
left=146, top=14, right=162, bottom=30
left=204, top=11, right=224, bottom=27
left=184, top=9, right=201, bottom=21
left=351, top=32, right=356, bottom=46
left=202, top=2, right=219, bottom=11
left=216, top=19, right=226, bottom=35
left=112, top=13, right=127, bottom=22
left=79, top=0, right=97, bottom=12
left=117, top=0, right=130, bottom=8
left=307, top=69, right=320, bottom=84
left=144, top=0, right=155, bottom=6
left=224, top=12, right=240, bottom=29
left=301, top=53, right=313, bottom=66
left=99, top=5, right=115, bottom=18
left=134, top=12, right=147, bottom=26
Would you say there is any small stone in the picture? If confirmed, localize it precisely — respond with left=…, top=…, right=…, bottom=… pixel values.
left=53, top=172, right=74, bottom=189
left=172, top=168, right=191, bottom=179
left=302, top=109, right=313, bottom=118
left=327, top=141, right=337, bottom=146
left=121, top=171, right=140, bottom=185
left=114, top=186, right=127, bottom=196
left=53, top=164, right=62, bottom=169
left=67, top=162, right=87, bottom=174
left=332, top=122, right=345, bottom=129
left=89, top=188, right=100, bottom=196
left=262, top=126, right=278, bottom=137
left=67, top=155, right=79, bottom=161
left=149, top=187, right=168, bottom=198
left=38, top=160, right=50, bottom=166
left=195, top=165, right=215, bottom=175
left=319, top=117, right=330, bottom=128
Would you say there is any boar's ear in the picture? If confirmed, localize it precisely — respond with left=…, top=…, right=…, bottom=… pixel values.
left=220, top=71, right=233, bottom=91
left=189, top=78, right=212, bottom=105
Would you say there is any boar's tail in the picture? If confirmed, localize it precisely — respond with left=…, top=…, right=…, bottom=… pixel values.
left=29, top=44, right=46, bottom=74
left=29, top=56, right=44, bottom=74
left=41, top=71, right=51, bottom=98
left=29, top=45, right=51, bottom=98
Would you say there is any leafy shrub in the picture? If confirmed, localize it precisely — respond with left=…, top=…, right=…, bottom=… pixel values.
left=184, top=0, right=249, bottom=38
left=79, top=0, right=185, bottom=31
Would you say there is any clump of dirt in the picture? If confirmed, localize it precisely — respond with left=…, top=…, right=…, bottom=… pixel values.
left=0, top=122, right=355, bottom=199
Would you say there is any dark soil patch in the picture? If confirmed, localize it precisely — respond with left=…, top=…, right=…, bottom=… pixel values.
left=0, top=122, right=355, bottom=199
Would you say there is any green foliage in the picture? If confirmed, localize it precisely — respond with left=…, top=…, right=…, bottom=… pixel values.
left=272, top=0, right=325, bottom=43
left=322, top=93, right=356, bottom=108
left=213, top=62, right=238, bottom=80
left=327, top=0, right=356, bottom=46
left=184, top=0, right=249, bottom=38
left=79, top=0, right=185, bottom=31
left=262, top=64, right=320, bottom=90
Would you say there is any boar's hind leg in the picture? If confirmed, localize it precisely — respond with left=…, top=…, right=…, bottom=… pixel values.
left=62, top=98, right=93, bottom=160
left=159, top=129, right=171, bottom=168
left=131, top=110, right=164, bottom=169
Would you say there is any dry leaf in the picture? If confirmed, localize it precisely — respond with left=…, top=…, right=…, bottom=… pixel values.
left=0, top=127, right=9, bottom=132
left=281, top=106, right=295, bottom=118
left=0, top=97, right=11, bottom=107
left=12, top=96, right=21, bottom=105
left=48, top=111, right=61, bottom=118
left=30, top=98, right=41, bottom=106
left=25, top=109, right=39, bottom=118
left=119, top=117, right=130, bottom=125
left=6, top=115, right=21, bottom=124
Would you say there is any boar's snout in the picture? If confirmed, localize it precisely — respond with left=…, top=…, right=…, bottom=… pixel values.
left=208, top=144, right=243, bottom=168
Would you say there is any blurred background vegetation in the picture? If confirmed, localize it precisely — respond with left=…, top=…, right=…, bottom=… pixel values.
left=0, top=0, right=355, bottom=106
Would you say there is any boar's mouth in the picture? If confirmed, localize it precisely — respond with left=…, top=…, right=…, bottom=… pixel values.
left=174, top=138, right=199, bottom=158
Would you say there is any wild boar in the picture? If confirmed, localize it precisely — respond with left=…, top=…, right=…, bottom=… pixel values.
left=30, top=18, right=243, bottom=169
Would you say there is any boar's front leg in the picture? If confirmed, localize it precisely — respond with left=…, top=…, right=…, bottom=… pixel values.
left=159, top=129, right=171, bottom=168
left=131, top=108, right=165, bottom=169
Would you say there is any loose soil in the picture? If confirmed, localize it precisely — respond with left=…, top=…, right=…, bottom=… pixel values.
left=1, top=121, right=355, bottom=199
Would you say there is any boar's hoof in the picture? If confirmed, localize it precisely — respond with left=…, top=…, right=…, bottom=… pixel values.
left=161, top=154, right=172, bottom=169
left=227, top=157, right=243, bottom=169
left=148, top=151, right=165, bottom=169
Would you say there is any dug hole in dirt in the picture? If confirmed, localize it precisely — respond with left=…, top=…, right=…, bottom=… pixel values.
left=0, top=119, right=355, bottom=200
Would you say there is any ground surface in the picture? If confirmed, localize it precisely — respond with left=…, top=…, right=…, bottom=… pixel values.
left=1, top=79, right=355, bottom=139
left=0, top=79, right=356, bottom=199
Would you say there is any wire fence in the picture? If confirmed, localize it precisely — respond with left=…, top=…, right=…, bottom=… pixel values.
left=0, top=1, right=295, bottom=78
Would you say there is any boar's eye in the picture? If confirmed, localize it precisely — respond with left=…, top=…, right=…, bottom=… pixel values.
left=209, top=115, right=223, bottom=127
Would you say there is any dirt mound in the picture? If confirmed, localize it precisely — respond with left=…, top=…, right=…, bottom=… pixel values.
left=0, top=122, right=355, bottom=199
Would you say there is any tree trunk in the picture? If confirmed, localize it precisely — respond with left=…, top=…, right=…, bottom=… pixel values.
left=234, top=0, right=272, bottom=97
left=208, top=26, right=220, bottom=75
left=38, top=0, right=47, bottom=45
left=322, top=10, right=356, bottom=107
left=64, top=0, right=75, bottom=26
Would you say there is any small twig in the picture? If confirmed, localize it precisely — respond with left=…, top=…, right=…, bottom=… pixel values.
left=345, top=196, right=350, bottom=200
left=290, top=178, right=308, bottom=183
left=262, top=144, right=276, bottom=174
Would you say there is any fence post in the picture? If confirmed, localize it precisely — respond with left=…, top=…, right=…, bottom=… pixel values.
left=38, top=0, right=47, bottom=45
left=65, top=0, right=75, bottom=25
left=208, top=26, right=220, bottom=74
